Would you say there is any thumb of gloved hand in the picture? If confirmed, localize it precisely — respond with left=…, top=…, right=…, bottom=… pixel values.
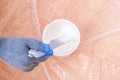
left=0, top=37, right=53, bottom=72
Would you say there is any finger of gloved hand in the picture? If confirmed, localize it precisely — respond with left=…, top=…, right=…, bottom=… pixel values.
left=31, top=62, right=39, bottom=67
left=23, top=68, right=34, bottom=72
left=26, top=39, right=44, bottom=51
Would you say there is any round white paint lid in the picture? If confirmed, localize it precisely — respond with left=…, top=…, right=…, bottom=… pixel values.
left=42, top=19, right=80, bottom=57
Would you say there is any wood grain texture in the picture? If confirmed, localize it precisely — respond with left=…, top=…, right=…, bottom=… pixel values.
left=0, top=0, right=120, bottom=80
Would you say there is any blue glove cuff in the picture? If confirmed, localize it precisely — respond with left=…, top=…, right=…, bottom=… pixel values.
left=41, top=43, right=53, bottom=56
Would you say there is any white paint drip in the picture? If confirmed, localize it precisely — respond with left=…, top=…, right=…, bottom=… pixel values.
left=32, top=0, right=42, bottom=38
left=81, top=28, right=120, bottom=44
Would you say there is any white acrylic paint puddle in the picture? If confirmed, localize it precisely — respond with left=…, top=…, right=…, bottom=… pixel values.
left=42, top=19, right=80, bottom=57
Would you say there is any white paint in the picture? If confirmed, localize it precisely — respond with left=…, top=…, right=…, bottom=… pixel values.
left=32, top=0, right=42, bottom=37
left=82, top=28, right=120, bottom=44
left=42, top=19, right=80, bottom=57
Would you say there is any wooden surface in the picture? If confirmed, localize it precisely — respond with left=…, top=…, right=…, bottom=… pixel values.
left=0, top=0, right=120, bottom=80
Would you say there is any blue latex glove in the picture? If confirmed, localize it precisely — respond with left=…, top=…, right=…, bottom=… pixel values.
left=0, top=37, right=53, bottom=72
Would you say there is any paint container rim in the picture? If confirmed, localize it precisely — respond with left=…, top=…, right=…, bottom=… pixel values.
left=42, top=19, right=80, bottom=57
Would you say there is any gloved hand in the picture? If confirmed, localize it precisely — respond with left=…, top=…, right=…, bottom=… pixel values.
left=0, top=37, right=53, bottom=72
